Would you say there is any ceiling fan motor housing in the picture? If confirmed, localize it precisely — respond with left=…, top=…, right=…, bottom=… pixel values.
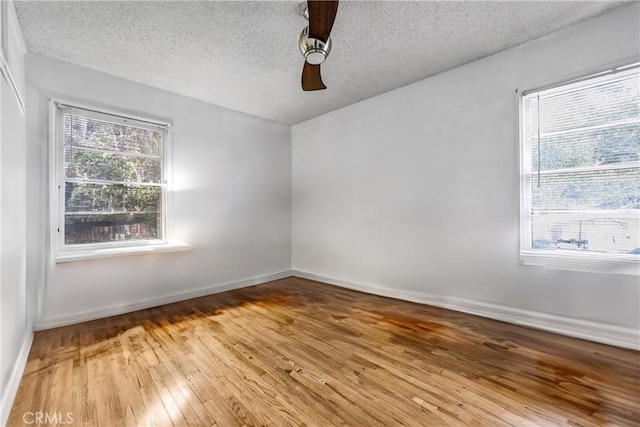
left=299, top=26, right=332, bottom=65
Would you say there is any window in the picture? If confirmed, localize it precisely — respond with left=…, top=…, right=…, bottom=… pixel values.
left=520, top=64, right=639, bottom=274
left=51, top=101, right=185, bottom=262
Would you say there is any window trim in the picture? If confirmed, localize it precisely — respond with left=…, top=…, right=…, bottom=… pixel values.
left=518, top=64, right=640, bottom=276
left=49, top=99, right=189, bottom=262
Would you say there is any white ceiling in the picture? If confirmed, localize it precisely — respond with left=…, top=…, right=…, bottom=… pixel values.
left=15, top=1, right=627, bottom=125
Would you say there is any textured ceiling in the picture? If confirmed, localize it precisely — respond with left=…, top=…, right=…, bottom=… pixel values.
left=15, top=1, right=627, bottom=125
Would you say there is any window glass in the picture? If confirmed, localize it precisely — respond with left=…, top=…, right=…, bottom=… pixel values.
left=522, top=66, right=639, bottom=257
left=56, top=104, right=168, bottom=248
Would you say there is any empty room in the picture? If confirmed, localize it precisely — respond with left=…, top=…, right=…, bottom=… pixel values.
left=1, top=0, right=639, bottom=425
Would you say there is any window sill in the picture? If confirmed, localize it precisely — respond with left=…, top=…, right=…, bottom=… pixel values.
left=520, top=250, right=639, bottom=275
left=56, top=240, right=193, bottom=263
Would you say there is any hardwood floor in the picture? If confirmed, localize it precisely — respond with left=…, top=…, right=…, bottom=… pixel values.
left=8, top=277, right=640, bottom=426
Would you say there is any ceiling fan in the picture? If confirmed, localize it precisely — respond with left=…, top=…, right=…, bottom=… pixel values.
left=298, top=0, right=339, bottom=91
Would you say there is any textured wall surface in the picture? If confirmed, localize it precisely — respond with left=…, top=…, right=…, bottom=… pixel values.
left=14, top=1, right=625, bottom=124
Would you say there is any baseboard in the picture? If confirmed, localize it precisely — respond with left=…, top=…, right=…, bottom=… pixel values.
left=292, top=270, right=640, bottom=350
left=34, top=270, right=294, bottom=331
left=32, top=268, right=640, bottom=348
left=1, top=322, right=34, bottom=427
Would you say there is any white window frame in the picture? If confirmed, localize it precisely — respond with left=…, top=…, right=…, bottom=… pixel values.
left=518, top=64, right=640, bottom=276
left=50, top=99, right=189, bottom=263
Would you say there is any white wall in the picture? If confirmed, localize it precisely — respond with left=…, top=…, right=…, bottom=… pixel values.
left=0, top=73, right=28, bottom=427
left=292, top=4, right=640, bottom=347
left=0, top=1, right=29, bottom=424
left=27, top=53, right=292, bottom=327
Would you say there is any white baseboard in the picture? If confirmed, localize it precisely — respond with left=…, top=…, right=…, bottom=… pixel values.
left=1, top=322, right=34, bottom=427
left=292, top=270, right=640, bottom=351
left=34, top=270, right=294, bottom=331
left=32, top=268, right=640, bottom=348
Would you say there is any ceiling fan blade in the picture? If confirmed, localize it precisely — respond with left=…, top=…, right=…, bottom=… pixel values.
left=307, top=0, right=339, bottom=41
left=302, top=62, right=326, bottom=91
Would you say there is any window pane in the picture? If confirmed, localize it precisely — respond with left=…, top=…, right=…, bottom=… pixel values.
left=65, top=212, right=161, bottom=245
left=531, top=123, right=639, bottom=171
left=523, top=66, right=640, bottom=257
left=64, top=113, right=162, bottom=156
left=65, top=149, right=162, bottom=183
left=531, top=167, right=640, bottom=211
left=65, top=182, right=162, bottom=214
left=58, top=104, right=168, bottom=249
left=531, top=211, right=639, bottom=254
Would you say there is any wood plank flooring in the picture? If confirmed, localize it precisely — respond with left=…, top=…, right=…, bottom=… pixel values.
left=7, top=277, right=640, bottom=426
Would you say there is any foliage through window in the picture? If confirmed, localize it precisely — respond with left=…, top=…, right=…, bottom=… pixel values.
left=54, top=103, right=168, bottom=248
left=521, top=65, right=639, bottom=258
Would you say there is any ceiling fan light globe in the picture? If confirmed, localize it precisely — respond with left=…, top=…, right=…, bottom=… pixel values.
left=305, top=51, right=326, bottom=65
